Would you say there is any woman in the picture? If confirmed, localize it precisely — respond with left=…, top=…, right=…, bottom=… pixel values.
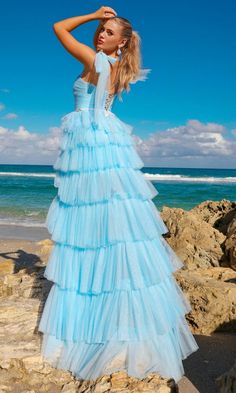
left=38, top=6, right=199, bottom=383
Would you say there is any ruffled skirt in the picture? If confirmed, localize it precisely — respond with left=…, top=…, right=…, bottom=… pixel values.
left=38, top=109, right=199, bottom=382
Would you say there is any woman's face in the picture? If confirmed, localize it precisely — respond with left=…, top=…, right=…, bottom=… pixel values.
left=96, top=20, right=125, bottom=54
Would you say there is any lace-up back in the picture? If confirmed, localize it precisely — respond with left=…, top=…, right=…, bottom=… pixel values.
left=73, top=50, right=118, bottom=117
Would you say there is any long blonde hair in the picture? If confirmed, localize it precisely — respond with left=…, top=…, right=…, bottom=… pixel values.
left=93, top=17, right=144, bottom=99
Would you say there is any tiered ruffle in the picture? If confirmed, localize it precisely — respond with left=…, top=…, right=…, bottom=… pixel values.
left=40, top=317, right=198, bottom=382
left=39, top=275, right=191, bottom=343
left=54, top=167, right=159, bottom=205
left=45, top=196, right=169, bottom=248
left=44, top=236, right=185, bottom=293
left=53, top=143, right=144, bottom=172
left=39, top=109, right=199, bottom=383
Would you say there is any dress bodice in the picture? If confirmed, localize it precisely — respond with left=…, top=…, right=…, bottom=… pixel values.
left=72, top=50, right=119, bottom=123
left=72, top=50, right=151, bottom=128
left=73, top=74, right=116, bottom=113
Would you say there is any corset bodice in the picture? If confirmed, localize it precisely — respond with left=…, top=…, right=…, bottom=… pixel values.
left=71, top=50, right=151, bottom=125
left=73, top=74, right=116, bottom=112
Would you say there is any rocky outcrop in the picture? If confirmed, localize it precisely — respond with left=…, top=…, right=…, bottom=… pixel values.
left=174, top=268, right=236, bottom=334
left=190, top=199, right=236, bottom=233
left=161, top=206, right=225, bottom=270
left=0, top=357, right=177, bottom=393
left=160, top=199, right=236, bottom=335
left=190, top=199, right=236, bottom=270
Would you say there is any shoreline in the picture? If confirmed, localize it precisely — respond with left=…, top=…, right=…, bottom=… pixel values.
left=0, top=223, right=49, bottom=242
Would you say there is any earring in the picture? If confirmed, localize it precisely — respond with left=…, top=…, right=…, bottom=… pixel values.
left=117, top=47, right=122, bottom=60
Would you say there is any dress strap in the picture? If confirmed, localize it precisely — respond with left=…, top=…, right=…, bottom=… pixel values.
left=93, top=50, right=117, bottom=128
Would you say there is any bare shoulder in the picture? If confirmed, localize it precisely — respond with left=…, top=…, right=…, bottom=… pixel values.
left=53, top=24, right=96, bottom=70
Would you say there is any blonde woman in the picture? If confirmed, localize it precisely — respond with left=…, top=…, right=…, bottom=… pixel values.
left=38, top=6, right=199, bottom=383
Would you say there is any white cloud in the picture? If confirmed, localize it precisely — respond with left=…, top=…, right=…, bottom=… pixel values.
left=0, top=118, right=235, bottom=168
left=0, top=124, right=62, bottom=164
left=133, top=119, right=236, bottom=168
left=0, top=126, right=7, bottom=136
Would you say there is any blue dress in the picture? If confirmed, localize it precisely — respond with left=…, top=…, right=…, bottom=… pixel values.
left=38, top=50, right=199, bottom=383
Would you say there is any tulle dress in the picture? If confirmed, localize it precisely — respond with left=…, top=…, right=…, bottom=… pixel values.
left=38, top=49, right=199, bottom=383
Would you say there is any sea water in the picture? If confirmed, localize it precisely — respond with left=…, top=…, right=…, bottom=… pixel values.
left=0, top=164, right=235, bottom=229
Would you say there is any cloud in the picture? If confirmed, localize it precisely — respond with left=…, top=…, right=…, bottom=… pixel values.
left=0, top=118, right=235, bottom=168
left=133, top=119, right=236, bottom=168
left=0, top=125, right=62, bottom=164
left=3, top=113, right=18, bottom=119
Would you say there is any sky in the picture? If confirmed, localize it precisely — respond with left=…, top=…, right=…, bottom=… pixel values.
left=0, top=0, right=236, bottom=168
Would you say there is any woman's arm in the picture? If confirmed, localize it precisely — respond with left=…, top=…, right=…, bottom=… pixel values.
left=53, top=7, right=117, bottom=69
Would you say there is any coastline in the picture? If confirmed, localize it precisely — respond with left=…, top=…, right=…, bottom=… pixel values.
left=0, top=223, right=49, bottom=242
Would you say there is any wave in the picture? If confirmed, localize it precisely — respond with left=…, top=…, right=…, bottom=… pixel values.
left=0, top=172, right=55, bottom=178
left=144, top=173, right=236, bottom=184
left=0, top=217, right=46, bottom=228
left=0, top=171, right=236, bottom=184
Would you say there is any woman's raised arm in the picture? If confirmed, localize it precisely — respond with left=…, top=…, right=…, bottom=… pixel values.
left=53, top=7, right=117, bottom=69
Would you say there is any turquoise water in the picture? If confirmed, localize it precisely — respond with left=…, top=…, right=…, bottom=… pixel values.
left=0, top=164, right=235, bottom=227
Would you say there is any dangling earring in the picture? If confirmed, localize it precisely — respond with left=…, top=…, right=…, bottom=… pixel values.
left=117, top=47, right=122, bottom=60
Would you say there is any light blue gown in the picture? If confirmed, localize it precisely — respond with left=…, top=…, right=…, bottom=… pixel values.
left=38, top=50, right=199, bottom=383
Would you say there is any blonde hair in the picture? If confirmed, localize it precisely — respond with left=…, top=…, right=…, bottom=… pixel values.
left=93, top=17, right=144, bottom=100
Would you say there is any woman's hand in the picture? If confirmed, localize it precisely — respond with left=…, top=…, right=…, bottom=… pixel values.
left=93, top=6, right=117, bottom=20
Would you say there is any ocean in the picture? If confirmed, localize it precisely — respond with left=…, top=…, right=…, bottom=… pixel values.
left=0, top=164, right=235, bottom=230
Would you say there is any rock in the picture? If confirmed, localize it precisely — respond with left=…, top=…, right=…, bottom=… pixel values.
left=224, top=234, right=236, bottom=271
left=223, top=212, right=236, bottom=271
left=161, top=206, right=225, bottom=270
left=37, top=238, right=53, bottom=259
left=189, top=200, right=236, bottom=270
left=190, top=199, right=236, bottom=234
left=175, top=268, right=236, bottom=334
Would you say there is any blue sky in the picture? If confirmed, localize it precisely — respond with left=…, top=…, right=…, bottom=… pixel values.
left=1, top=0, right=236, bottom=168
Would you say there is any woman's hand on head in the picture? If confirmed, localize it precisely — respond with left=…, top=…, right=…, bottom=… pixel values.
left=94, top=6, right=117, bottom=20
